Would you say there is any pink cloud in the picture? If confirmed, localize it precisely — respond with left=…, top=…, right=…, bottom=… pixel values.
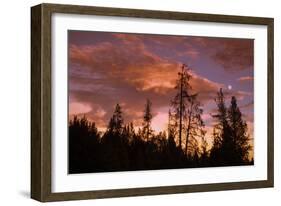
left=70, top=41, right=222, bottom=101
left=237, top=76, right=254, bottom=82
left=69, top=102, right=92, bottom=115
left=192, top=37, right=254, bottom=71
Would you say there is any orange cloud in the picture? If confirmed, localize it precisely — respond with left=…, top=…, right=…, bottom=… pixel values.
left=69, top=102, right=92, bottom=115
left=69, top=40, right=224, bottom=109
left=237, top=76, right=254, bottom=82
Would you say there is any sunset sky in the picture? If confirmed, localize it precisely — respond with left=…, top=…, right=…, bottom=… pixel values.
left=68, top=30, right=254, bottom=147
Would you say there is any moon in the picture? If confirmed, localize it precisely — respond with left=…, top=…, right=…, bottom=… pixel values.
left=228, top=85, right=232, bottom=90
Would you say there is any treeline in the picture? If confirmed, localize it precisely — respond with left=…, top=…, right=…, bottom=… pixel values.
left=69, top=64, right=253, bottom=174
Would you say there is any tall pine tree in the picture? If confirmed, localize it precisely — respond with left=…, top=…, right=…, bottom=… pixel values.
left=108, top=103, right=124, bottom=134
left=210, top=89, right=251, bottom=166
left=185, top=94, right=206, bottom=156
left=171, top=64, right=192, bottom=148
left=228, top=96, right=251, bottom=163
left=170, top=64, right=205, bottom=157
left=210, top=88, right=234, bottom=165
left=142, top=99, right=153, bottom=141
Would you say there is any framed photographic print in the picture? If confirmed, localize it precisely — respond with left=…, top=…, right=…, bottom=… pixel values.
left=31, top=3, right=274, bottom=202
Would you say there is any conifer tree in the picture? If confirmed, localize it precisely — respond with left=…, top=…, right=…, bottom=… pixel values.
left=108, top=103, right=124, bottom=134
left=171, top=64, right=205, bottom=156
left=171, top=64, right=192, bottom=148
left=185, top=94, right=206, bottom=156
left=210, top=89, right=237, bottom=165
left=142, top=99, right=153, bottom=141
left=228, top=96, right=251, bottom=163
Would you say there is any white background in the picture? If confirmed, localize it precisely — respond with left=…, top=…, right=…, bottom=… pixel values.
left=0, top=0, right=279, bottom=205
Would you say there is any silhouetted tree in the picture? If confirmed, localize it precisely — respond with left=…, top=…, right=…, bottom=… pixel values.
left=184, top=94, right=206, bottom=156
left=170, top=64, right=206, bottom=158
left=210, top=88, right=234, bottom=165
left=228, top=96, right=252, bottom=163
left=210, top=89, right=251, bottom=166
left=171, top=64, right=192, bottom=148
left=142, top=99, right=153, bottom=141
left=107, top=103, right=124, bottom=134
left=101, top=104, right=130, bottom=171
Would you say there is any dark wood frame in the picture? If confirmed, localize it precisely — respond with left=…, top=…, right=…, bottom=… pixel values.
left=31, top=3, right=274, bottom=202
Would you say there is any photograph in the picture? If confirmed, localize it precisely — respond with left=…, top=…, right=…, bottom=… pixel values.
left=68, top=30, right=254, bottom=174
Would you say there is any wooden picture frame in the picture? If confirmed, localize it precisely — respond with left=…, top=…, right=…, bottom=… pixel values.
left=31, top=3, right=274, bottom=202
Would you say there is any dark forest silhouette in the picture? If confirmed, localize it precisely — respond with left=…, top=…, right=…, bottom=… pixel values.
left=69, top=64, right=253, bottom=174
